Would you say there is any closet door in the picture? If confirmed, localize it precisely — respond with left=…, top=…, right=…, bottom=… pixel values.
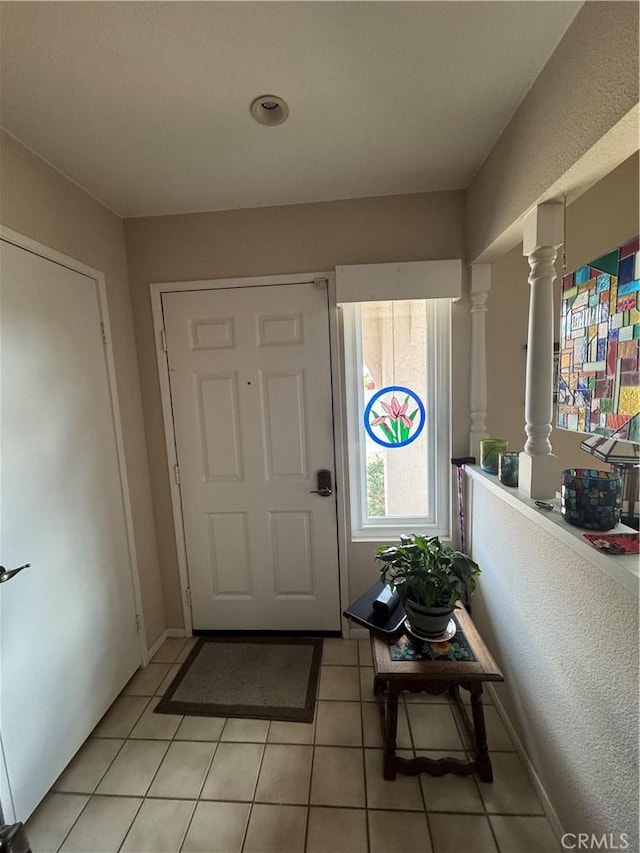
left=0, top=239, right=140, bottom=820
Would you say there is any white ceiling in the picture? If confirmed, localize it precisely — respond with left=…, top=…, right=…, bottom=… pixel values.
left=0, top=1, right=583, bottom=218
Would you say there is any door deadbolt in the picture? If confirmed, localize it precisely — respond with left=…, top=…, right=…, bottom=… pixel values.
left=310, top=469, right=332, bottom=497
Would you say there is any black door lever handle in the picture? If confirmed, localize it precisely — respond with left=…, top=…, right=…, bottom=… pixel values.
left=0, top=563, right=31, bottom=584
left=310, top=469, right=333, bottom=496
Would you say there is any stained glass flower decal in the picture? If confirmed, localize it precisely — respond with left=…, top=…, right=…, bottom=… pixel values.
left=364, top=385, right=425, bottom=448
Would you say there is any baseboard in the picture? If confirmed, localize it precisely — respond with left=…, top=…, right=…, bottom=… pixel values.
left=166, top=627, right=190, bottom=639
left=487, top=683, right=565, bottom=842
left=146, top=630, right=168, bottom=661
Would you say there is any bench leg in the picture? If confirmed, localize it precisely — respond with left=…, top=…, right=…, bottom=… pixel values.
left=376, top=679, right=398, bottom=780
left=469, top=682, right=493, bottom=782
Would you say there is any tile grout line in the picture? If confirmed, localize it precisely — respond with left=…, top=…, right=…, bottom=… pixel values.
left=446, top=686, right=499, bottom=825
left=49, top=783, right=550, bottom=819
left=193, top=738, right=219, bottom=801
left=119, top=646, right=183, bottom=851
left=302, top=683, right=318, bottom=853
left=151, top=635, right=196, bottom=853
left=359, top=644, right=372, bottom=852
left=96, top=694, right=153, bottom=739
left=53, top=734, right=127, bottom=798
left=149, top=636, right=189, bottom=667
left=140, top=686, right=186, bottom=797
left=163, top=641, right=221, bottom=852
left=412, top=688, right=493, bottom=825
left=51, top=683, right=155, bottom=851
left=53, top=794, right=92, bottom=853
left=115, top=797, right=145, bottom=853
left=112, top=665, right=179, bottom=851
left=177, top=800, right=199, bottom=853
left=411, top=691, right=436, bottom=853
left=46, top=788, right=557, bottom=817
left=239, top=726, right=269, bottom=853
left=129, top=641, right=196, bottom=853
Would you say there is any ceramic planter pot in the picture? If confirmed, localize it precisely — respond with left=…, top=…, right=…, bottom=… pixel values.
left=404, top=599, right=453, bottom=638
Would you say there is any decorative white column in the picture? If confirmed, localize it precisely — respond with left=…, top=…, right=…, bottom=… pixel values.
left=469, top=264, right=491, bottom=460
left=519, top=202, right=563, bottom=499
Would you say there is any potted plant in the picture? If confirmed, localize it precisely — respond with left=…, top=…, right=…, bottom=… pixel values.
left=376, top=534, right=481, bottom=638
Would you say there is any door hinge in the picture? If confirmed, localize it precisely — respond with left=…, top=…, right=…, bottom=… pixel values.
left=314, top=278, right=328, bottom=289
left=100, top=321, right=107, bottom=345
left=135, top=613, right=141, bottom=633
left=161, top=329, right=167, bottom=352
left=186, top=587, right=192, bottom=608
left=174, top=464, right=181, bottom=485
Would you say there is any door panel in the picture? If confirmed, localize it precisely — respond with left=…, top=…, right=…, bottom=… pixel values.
left=207, top=512, right=252, bottom=595
left=197, top=373, right=243, bottom=479
left=262, top=370, right=307, bottom=476
left=163, top=282, right=341, bottom=630
left=0, top=240, right=140, bottom=821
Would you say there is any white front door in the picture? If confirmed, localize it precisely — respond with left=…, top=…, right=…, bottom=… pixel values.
left=163, top=281, right=341, bottom=631
left=0, top=239, right=140, bottom=821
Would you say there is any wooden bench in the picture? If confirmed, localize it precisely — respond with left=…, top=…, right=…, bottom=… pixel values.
left=370, top=604, right=504, bottom=782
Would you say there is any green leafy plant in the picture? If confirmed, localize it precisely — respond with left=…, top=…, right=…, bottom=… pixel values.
left=366, top=454, right=385, bottom=517
left=376, top=534, right=481, bottom=609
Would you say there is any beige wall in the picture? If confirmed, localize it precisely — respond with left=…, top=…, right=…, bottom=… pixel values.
left=469, top=478, right=638, bottom=843
left=0, top=131, right=166, bottom=646
left=486, top=153, right=639, bottom=472
left=466, top=1, right=639, bottom=263
left=123, top=191, right=467, bottom=623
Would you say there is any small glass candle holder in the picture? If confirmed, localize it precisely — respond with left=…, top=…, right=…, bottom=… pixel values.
left=560, top=468, right=622, bottom=531
left=498, top=451, right=519, bottom=487
left=480, top=439, right=508, bottom=475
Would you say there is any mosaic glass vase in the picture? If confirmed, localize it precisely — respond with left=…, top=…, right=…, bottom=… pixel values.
left=560, top=468, right=622, bottom=531
left=480, top=439, right=508, bottom=475
left=498, top=451, right=520, bottom=487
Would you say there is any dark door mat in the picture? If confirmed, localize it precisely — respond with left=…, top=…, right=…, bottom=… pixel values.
left=154, top=635, right=323, bottom=723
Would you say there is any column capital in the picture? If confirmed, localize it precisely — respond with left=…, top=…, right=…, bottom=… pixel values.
left=470, top=263, right=491, bottom=296
left=522, top=202, right=564, bottom=256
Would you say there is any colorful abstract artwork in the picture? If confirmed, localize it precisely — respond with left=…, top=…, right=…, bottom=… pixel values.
left=557, top=236, right=640, bottom=441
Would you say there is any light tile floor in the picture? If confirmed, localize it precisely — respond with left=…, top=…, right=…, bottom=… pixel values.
left=26, top=636, right=561, bottom=853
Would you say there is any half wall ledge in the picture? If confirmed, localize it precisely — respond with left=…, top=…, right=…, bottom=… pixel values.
left=464, top=465, right=639, bottom=597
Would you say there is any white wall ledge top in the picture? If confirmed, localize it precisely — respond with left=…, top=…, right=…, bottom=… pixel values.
left=465, top=465, right=639, bottom=597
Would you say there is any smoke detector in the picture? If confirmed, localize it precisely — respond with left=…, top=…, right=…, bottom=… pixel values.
left=250, top=95, right=289, bottom=127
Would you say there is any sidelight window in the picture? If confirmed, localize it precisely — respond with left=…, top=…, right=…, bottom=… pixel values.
left=342, top=298, right=451, bottom=540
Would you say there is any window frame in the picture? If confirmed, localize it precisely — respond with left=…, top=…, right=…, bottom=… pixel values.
left=342, top=298, right=452, bottom=542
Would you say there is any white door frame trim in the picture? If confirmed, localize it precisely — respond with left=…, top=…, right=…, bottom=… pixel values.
left=150, top=272, right=350, bottom=636
left=0, top=225, right=148, bottom=664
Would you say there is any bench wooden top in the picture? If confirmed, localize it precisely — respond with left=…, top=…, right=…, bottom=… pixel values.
left=370, top=603, right=504, bottom=683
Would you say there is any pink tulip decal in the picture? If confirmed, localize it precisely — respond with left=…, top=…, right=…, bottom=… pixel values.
left=366, top=388, right=424, bottom=446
